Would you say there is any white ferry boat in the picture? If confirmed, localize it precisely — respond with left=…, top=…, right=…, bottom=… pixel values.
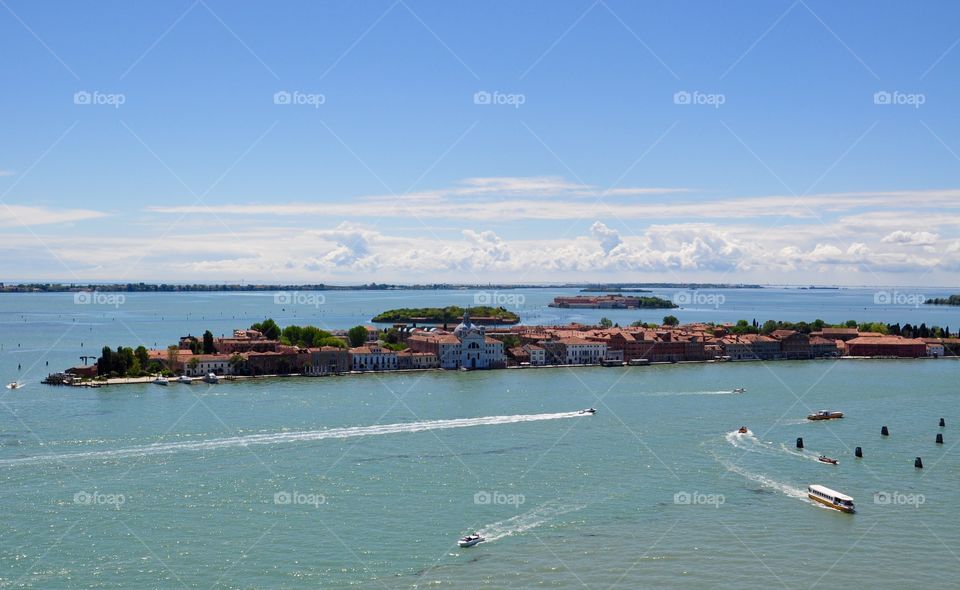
left=807, top=484, right=855, bottom=513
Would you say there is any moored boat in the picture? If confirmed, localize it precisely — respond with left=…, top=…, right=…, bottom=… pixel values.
left=807, top=410, right=843, bottom=421
left=154, top=376, right=169, bottom=386
left=202, top=372, right=219, bottom=384
left=458, top=533, right=485, bottom=548
left=807, top=484, right=854, bottom=512
left=176, top=375, right=193, bottom=384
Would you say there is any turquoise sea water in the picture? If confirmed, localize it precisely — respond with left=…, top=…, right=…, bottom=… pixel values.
left=1, top=290, right=959, bottom=588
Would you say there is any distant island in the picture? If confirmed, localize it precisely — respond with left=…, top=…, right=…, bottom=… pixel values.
left=549, top=295, right=678, bottom=309
left=926, top=295, right=960, bottom=306
left=579, top=287, right=652, bottom=293
left=371, top=306, right=520, bottom=325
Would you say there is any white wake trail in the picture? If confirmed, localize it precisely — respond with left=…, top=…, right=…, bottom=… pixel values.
left=0, top=411, right=586, bottom=467
left=477, top=500, right=588, bottom=542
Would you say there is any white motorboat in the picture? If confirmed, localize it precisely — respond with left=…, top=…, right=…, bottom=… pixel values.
left=732, top=387, right=746, bottom=393
left=203, top=372, right=219, bottom=384
left=6, top=381, right=20, bottom=390
left=176, top=375, right=193, bottom=384
left=458, top=533, right=485, bottom=548
left=154, top=376, right=169, bottom=386
left=579, top=408, right=597, bottom=415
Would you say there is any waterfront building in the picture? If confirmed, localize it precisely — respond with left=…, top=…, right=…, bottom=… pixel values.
left=349, top=344, right=398, bottom=371
left=845, top=336, right=927, bottom=357
left=406, top=312, right=505, bottom=369
left=523, top=344, right=546, bottom=366
left=770, top=330, right=812, bottom=359
left=302, top=346, right=350, bottom=375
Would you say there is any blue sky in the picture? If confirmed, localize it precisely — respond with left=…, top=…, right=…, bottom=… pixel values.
left=2, top=0, right=960, bottom=284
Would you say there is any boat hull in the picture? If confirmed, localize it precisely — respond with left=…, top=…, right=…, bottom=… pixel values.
left=808, top=493, right=854, bottom=513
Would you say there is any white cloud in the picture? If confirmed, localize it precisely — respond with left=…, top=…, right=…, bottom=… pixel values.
left=0, top=204, right=108, bottom=227
left=881, top=230, right=939, bottom=246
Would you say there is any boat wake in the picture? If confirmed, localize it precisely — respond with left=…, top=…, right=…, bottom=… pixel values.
left=476, top=500, right=588, bottom=543
left=0, top=411, right=587, bottom=468
left=715, top=455, right=810, bottom=503
left=725, top=430, right=825, bottom=464
left=650, top=389, right=743, bottom=397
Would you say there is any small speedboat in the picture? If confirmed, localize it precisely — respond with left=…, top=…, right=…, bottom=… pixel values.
left=458, top=533, right=485, bottom=548
left=818, top=456, right=839, bottom=465
left=737, top=426, right=749, bottom=434
left=203, top=372, right=219, bottom=384
left=807, top=410, right=843, bottom=421
left=579, top=408, right=597, bottom=415
left=732, top=388, right=746, bottom=393
left=154, top=376, right=169, bottom=386
left=176, top=375, right=193, bottom=384
left=6, top=381, right=20, bottom=390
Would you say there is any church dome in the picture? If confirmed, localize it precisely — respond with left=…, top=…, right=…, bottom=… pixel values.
left=453, top=311, right=481, bottom=338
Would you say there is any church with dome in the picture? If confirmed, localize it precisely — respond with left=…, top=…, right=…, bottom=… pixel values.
left=406, top=311, right=506, bottom=370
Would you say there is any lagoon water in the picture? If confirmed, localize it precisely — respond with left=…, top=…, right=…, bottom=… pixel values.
left=1, top=288, right=959, bottom=588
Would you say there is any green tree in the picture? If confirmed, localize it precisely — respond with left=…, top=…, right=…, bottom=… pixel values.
left=202, top=330, right=216, bottom=354
left=662, top=315, right=680, bottom=326
left=134, top=345, right=149, bottom=367
left=97, top=346, right=113, bottom=376
left=761, top=320, right=778, bottom=334
left=599, top=317, right=613, bottom=328
left=629, top=320, right=645, bottom=327
left=251, top=318, right=280, bottom=340
left=347, top=325, right=368, bottom=347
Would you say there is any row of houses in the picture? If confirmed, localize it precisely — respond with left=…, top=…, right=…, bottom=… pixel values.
left=497, top=324, right=957, bottom=365
left=136, top=319, right=958, bottom=379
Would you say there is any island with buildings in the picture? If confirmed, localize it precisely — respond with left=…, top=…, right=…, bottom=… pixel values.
left=548, top=295, right=677, bottom=309
left=48, top=311, right=960, bottom=386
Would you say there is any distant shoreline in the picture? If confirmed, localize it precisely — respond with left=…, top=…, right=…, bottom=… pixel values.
left=1, top=282, right=766, bottom=293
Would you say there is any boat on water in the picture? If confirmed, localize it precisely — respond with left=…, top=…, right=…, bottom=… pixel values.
left=807, top=410, right=843, bottom=421
left=458, top=533, right=485, bottom=548
left=808, top=484, right=855, bottom=513
left=202, top=372, right=219, bottom=384
left=818, top=456, right=839, bottom=465
left=176, top=375, right=193, bottom=384
left=154, top=376, right=169, bottom=386
left=732, top=388, right=746, bottom=393
left=579, top=408, right=597, bottom=415
left=737, top=426, right=750, bottom=434
left=6, top=381, right=20, bottom=390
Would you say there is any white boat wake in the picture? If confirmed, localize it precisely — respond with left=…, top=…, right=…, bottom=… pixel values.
left=715, top=455, right=810, bottom=503
left=725, top=430, right=825, bottom=464
left=476, top=500, right=588, bottom=543
left=650, top=389, right=743, bottom=397
left=0, top=411, right=587, bottom=468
